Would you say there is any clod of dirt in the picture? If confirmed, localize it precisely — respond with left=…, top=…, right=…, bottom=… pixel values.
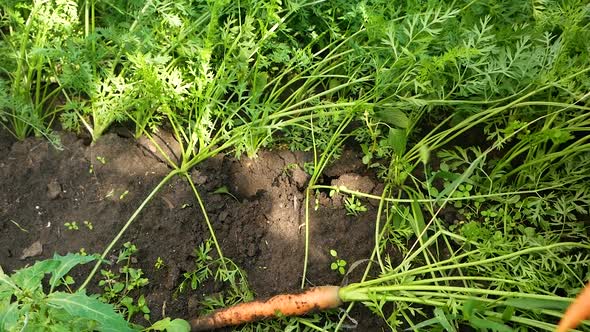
left=47, top=179, right=62, bottom=200
left=164, top=267, right=180, bottom=290
left=190, top=170, right=208, bottom=186
left=331, top=173, right=375, bottom=193
left=218, top=210, right=229, bottom=221
left=324, top=149, right=364, bottom=177
left=290, top=167, right=309, bottom=189
left=137, top=131, right=182, bottom=165
left=229, top=152, right=282, bottom=198
left=247, top=243, right=257, bottom=257
left=20, top=240, right=43, bottom=260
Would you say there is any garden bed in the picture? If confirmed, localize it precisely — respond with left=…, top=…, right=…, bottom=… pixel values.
left=0, top=129, right=387, bottom=330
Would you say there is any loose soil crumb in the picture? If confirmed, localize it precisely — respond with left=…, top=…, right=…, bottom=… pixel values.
left=0, top=130, right=387, bottom=331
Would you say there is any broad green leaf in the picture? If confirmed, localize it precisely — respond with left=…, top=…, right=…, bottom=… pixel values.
left=434, top=307, right=456, bottom=332
left=328, top=78, right=341, bottom=91
left=113, top=282, right=125, bottom=293
left=212, top=186, right=238, bottom=201
left=501, top=306, right=515, bottom=322
left=49, top=253, right=97, bottom=292
left=47, top=305, right=100, bottom=331
left=0, top=273, right=18, bottom=299
left=12, top=259, right=60, bottom=291
left=504, top=298, right=569, bottom=311
left=462, top=299, right=485, bottom=320
left=149, top=318, right=190, bottom=332
left=0, top=302, right=19, bottom=331
left=410, top=198, right=428, bottom=243
left=504, top=195, right=520, bottom=204
left=149, top=318, right=172, bottom=331
left=166, top=318, right=191, bottom=332
left=47, top=291, right=135, bottom=332
left=385, top=128, right=407, bottom=156
left=392, top=210, right=405, bottom=228
left=374, top=109, right=410, bottom=128
left=405, top=316, right=441, bottom=330
left=41, top=321, right=74, bottom=332
left=469, top=317, right=514, bottom=332
left=419, top=145, right=430, bottom=165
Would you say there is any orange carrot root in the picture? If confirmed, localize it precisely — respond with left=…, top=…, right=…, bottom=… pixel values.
left=557, top=282, right=590, bottom=332
left=190, top=285, right=342, bottom=331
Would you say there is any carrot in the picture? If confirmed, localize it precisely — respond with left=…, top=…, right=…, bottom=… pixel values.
left=190, top=285, right=342, bottom=331
left=557, top=282, right=590, bottom=332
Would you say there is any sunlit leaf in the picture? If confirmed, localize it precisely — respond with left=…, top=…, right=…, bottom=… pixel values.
left=47, top=291, right=135, bottom=332
left=434, top=307, right=456, bottom=332
left=374, top=109, right=410, bottom=129
left=504, top=298, right=569, bottom=311
left=148, top=318, right=190, bottom=332
left=385, top=128, right=407, bottom=156
left=469, top=317, right=513, bottom=332
left=410, top=198, right=428, bottom=243
left=0, top=302, right=19, bottom=331
left=49, top=253, right=97, bottom=291
left=12, top=259, right=60, bottom=291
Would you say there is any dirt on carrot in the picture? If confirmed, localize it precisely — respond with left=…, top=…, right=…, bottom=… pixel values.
left=190, top=286, right=342, bottom=331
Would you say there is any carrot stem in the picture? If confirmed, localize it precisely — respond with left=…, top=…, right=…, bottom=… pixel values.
left=190, top=286, right=342, bottom=331
left=557, top=282, right=590, bottom=332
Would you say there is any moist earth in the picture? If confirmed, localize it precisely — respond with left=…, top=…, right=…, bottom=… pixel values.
left=0, top=129, right=388, bottom=331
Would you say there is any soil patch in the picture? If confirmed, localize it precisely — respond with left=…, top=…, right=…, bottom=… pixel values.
left=0, top=131, right=387, bottom=330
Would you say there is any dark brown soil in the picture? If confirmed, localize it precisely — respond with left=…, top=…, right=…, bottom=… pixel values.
left=0, top=130, right=388, bottom=331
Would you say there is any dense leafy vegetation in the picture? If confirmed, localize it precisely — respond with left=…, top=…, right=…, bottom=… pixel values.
left=1, top=0, right=589, bottom=331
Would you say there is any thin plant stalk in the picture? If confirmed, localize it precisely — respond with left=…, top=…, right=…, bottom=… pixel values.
left=301, top=114, right=354, bottom=288
left=79, top=169, right=181, bottom=290
left=184, top=173, right=228, bottom=272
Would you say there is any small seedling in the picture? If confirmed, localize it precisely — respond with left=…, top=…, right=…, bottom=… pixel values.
left=64, top=221, right=79, bottom=230
left=284, top=163, right=298, bottom=172
left=119, top=190, right=129, bottom=200
left=328, top=187, right=344, bottom=201
left=100, top=242, right=150, bottom=322
left=96, top=156, right=107, bottom=164
left=213, top=186, right=238, bottom=201
left=63, top=275, right=75, bottom=287
left=155, top=256, right=165, bottom=270
left=79, top=248, right=87, bottom=256
left=177, top=241, right=214, bottom=294
left=89, top=164, right=94, bottom=174
left=303, top=162, right=315, bottom=175
left=283, top=163, right=300, bottom=176
left=329, top=249, right=347, bottom=275
left=344, top=195, right=367, bottom=216
left=83, top=220, right=93, bottom=230
left=452, top=183, right=473, bottom=208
